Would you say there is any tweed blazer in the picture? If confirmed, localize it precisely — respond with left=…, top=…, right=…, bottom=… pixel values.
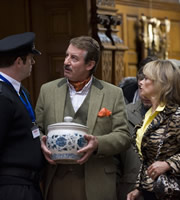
left=133, top=104, right=180, bottom=192
left=35, top=77, right=130, bottom=200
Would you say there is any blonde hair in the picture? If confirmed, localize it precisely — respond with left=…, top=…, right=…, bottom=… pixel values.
left=143, top=59, right=180, bottom=105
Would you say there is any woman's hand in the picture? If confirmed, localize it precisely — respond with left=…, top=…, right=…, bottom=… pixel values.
left=127, top=189, right=141, bottom=200
left=147, top=161, right=171, bottom=180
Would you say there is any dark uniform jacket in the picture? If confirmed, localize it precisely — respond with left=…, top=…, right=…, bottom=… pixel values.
left=0, top=81, right=45, bottom=184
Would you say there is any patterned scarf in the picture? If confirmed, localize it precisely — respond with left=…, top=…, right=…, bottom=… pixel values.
left=69, top=76, right=91, bottom=91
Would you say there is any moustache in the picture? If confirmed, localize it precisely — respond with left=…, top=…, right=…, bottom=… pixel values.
left=64, top=65, right=72, bottom=71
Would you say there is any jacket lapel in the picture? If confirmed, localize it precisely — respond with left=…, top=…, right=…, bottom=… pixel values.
left=54, top=77, right=104, bottom=131
left=87, top=78, right=103, bottom=134
left=54, top=78, right=67, bottom=122
left=127, top=100, right=144, bottom=126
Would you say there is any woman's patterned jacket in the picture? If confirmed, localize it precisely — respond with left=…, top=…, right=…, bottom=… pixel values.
left=132, top=104, right=180, bottom=191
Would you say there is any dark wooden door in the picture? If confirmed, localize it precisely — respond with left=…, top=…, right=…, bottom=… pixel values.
left=0, top=0, right=90, bottom=105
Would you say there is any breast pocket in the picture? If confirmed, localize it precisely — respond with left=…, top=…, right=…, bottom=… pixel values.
left=95, top=116, right=112, bottom=135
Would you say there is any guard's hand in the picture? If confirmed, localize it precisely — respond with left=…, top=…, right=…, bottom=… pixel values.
left=41, top=135, right=56, bottom=165
left=127, top=189, right=141, bottom=200
left=147, top=161, right=171, bottom=180
left=76, top=134, right=98, bottom=165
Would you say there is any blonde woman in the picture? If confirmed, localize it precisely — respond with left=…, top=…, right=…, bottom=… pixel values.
left=127, top=60, right=180, bottom=200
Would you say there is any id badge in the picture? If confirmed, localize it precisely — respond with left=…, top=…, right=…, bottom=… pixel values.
left=31, top=125, right=40, bottom=139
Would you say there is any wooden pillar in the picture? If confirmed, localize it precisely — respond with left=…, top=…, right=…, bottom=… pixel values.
left=91, top=0, right=128, bottom=85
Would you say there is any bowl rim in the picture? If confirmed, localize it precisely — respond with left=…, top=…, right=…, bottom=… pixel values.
left=47, top=122, right=88, bottom=132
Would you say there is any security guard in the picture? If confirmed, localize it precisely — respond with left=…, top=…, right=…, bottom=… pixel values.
left=0, top=32, right=45, bottom=200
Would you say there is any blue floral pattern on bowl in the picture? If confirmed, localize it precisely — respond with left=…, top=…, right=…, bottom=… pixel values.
left=77, top=136, right=87, bottom=148
left=46, top=132, right=88, bottom=162
left=56, top=137, right=67, bottom=147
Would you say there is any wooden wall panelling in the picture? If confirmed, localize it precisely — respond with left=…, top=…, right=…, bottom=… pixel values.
left=116, top=5, right=140, bottom=77
left=91, top=0, right=129, bottom=85
left=31, top=0, right=72, bottom=103
left=0, top=0, right=29, bottom=37
left=48, top=54, right=65, bottom=81
left=91, top=0, right=116, bottom=83
left=126, top=15, right=138, bottom=77
left=138, top=7, right=180, bottom=61
left=116, top=15, right=124, bottom=43
left=168, top=20, right=180, bottom=59
left=1, top=0, right=180, bottom=104
left=115, top=1, right=180, bottom=78
left=116, top=12, right=129, bottom=80
left=0, top=0, right=36, bottom=104
left=109, top=14, right=128, bottom=85
left=0, top=0, right=90, bottom=105
left=46, top=6, right=72, bottom=80
left=47, top=8, right=72, bottom=39
left=113, top=15, right=127, bottom=85
left=23, top=0, right=37, bottom=104
left=30, top=0, right=89, bottom=104
left=116, top=0, right=180, bottom=10
left=114, top=51, right=125, bottom=85
left=101, top=50, right=113, bottom=83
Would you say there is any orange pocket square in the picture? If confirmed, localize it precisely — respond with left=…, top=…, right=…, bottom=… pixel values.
left=98, top=107, right=112, bottom=117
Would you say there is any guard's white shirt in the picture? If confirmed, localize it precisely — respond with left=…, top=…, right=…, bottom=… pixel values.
left=67, top=76, right=93, bottom=113
left=0, top=72, right=21, bottom=94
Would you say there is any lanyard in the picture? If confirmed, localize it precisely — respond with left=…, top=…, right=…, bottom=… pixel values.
left=0, top=74, right=36, bottom=123
left=19, top=89, right=36, bottom=123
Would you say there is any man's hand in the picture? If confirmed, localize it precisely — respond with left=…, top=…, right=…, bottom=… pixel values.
left=76, top=134, right=98, bottom=165
left=41, top=135, right=56, bottom=165
left=127, top=189, right=141, bottom=200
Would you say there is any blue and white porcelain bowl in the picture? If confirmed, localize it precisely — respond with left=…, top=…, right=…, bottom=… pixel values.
left=46, top=116, right=88, bottom=164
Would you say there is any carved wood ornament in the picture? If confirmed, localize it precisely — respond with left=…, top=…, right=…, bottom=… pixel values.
left=139, top=14, right=171, bottom=59
left=91, top=0, right=128, bottom=85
